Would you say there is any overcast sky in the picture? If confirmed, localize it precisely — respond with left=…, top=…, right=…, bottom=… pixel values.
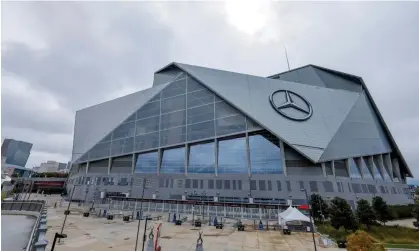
left=1, top=2, right=418, bottom=178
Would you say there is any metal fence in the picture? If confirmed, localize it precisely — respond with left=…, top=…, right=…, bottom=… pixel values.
left=103, top=199, right=283, bottom=221
left=1, top=200, right=49, bottom=251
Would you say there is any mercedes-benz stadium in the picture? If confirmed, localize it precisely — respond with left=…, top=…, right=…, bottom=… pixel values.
left=67, top=62, right=413, bottom=209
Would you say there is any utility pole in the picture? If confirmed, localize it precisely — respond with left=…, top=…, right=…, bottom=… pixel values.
left=134, top=178, right=147, bottom=251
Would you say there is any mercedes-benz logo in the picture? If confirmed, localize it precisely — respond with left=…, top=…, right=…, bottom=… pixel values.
left=269, top=90, right=313, bottom=121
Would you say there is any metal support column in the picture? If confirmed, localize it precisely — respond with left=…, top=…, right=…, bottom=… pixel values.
left=279, top=141, right=287, bottom=176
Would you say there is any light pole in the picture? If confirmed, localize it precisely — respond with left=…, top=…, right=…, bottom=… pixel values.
left=301, top=188, right=317, bottom=251
left=134, top=178, right=147, bottom=251
left=58, top=185, right=78, bottom=243
left=201, top=191, right=206, bottom=219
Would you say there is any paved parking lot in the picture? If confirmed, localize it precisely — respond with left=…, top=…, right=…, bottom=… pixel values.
left=32, top=194, right=340, bottom=251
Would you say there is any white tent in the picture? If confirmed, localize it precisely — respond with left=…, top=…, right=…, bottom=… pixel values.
left=279, top=206, right=294, bottom=218
left=279, top=207, right=311, bottom=226
left=282, top=208, right=310, bottom=223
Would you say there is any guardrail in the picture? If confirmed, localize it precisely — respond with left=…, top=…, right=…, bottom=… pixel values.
left=1, top=200, right=49, bottom=251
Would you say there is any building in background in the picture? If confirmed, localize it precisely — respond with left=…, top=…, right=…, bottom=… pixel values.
left=67, top=62, right=413, bottom=206
left=1, top=139, right=32, bottom=167
left=38, top=161, right=68, bottom=173
left=57, top=162, right=71, bottom=173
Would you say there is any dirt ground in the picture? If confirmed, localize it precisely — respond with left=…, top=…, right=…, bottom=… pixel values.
left=32, top=194, right=340, bottom=251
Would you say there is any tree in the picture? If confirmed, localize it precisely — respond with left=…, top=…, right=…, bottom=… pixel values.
left=372, top=196, right=390, bottom=225
left=309, top=193, right=329, bottom=221
left=356, top=199, right=376, bottom=229
left=415, top=187, right=419, bottom=195
left=329, top=197, right=357, bottom=231
left=346, top=230, right=385, bottom=251
left=412, top=203, right=419, bottom=230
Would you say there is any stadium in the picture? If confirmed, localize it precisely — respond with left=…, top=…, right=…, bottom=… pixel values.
left=67, top=62, right=413, bottom=210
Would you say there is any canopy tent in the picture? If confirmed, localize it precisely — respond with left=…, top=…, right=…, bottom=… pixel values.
left=278, top=206, right=311, bottom=226
left=279, top=206, right=294, bottom=218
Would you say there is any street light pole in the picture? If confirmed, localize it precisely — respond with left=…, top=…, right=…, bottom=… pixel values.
left=134, top=178, right=147, bottom=251
left=301, top=188, right=318, bottom=251
left=58, top=185, right=77, bottom=243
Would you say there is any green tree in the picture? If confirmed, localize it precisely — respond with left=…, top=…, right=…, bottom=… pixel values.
left=372, top=196, right=390, bottom=225
left=309, top=193, right=329, bottom=221
left=329, top=197, right=357, bottom=231
left=415, top=187, right=419, bottom=195
left=356, top=199, right=376, bottom=229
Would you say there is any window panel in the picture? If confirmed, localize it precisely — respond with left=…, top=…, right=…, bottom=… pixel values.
left=216, top=114, right=246, bottom=136
left=325, top=162, right=334, bottom=176
left=161, top=95, right=186, bottom=114
left=160, top=147, right=185, bottom=174
left=188, top=142, right=215, bottom=174
left=286, top=181, right=291, bottom=192
left=277, top=181, right=282, bottom=191
left=187, top=89, right=214, bottom=108
left=246, top=117, right=262, bottom=131
left=309, top=181, right=318, bottom=192
left=224, top=180, right=231, bottom=189
left=238, top=180, right=242, bottom=190
left=361, top=158, right=374, bottom=179
left=215, top=102, right=239, bottom=118
left=250, top=180, right=257, bottom=190
left=187, top=121, right=215, bottom=141
left=136, top=101, right=160, bottom=120
left=187, top=77, right=205, bottom=93
left=187, top=104, right=214, bottom=124
left=218, top=137, right=248, bottom=174
left=161, top=78, right=186, bottom=98
left=259, top=180, right=266, bottom=191
left=123, top=113, right=136, bottom=123
left=249, top=133, right=283, bottom=174
left=334, top=160, right=349, bottom=177
left=193, top=179, right=198, bottom=188
left=370, top=158, right=383, bottom=180
left=134, top=132, right=159, bottom=151
left=111, top=137, right=134, bottom=156
left=112, top=122, right=135, bottom=140
left=160, top=110, right=186, bottom=130
left=216, top=180, right=222, bottom=189
left=147, top=93, right=161, bottom=103
left=208, top=180, right=214, bottom=189
left=349, top=158, right=362, bottom=179
left=160, top=126, right=186, bottom=146
left=134, top=151, right=158, bottom=173
left=185, top=179, right=191, bottom=188
left=267, top=180, right=272, bottom=191
left=100, top=133, right=112, bottom=143
left=136, top=116, right=159, bottom=135
left=89, top=142, right=110, bottom=160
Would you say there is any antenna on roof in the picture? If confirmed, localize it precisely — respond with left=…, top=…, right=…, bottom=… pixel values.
left=284, top=46, right=291, bottom=71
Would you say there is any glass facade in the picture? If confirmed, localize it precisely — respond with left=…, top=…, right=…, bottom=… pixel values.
left=135, top=151, right=158, bottom=173
left=160, top=147, right=185, bottom=174
left=249, top=132, right=283, bottom=174
left=81, top=74, right=260, bottom=162
left=188, top=142, right=215, bottom=174
left=348, top=158, right=362, bottom=179
left=218, top=137, right=248, bottom=174
left=361, top=158, right=374, bottom=179
left=370, top=158, right=383, bottom=180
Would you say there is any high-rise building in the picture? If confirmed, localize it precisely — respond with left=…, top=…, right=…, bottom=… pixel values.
left=67, top=62, right=413, bottom=206
left=38, top=161, right=68, bottom=173
left=1, top=139, right=32, bottom=167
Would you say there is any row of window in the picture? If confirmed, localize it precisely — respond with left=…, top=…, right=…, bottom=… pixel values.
left=132, top=132, right=283, bottom=174
left=69, top=176, right=408, bottom=196
left=325, top=155, right=399, bottom=182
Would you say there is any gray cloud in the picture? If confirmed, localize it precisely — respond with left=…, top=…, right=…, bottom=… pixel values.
left=1, top=2, right=418, bottom=179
